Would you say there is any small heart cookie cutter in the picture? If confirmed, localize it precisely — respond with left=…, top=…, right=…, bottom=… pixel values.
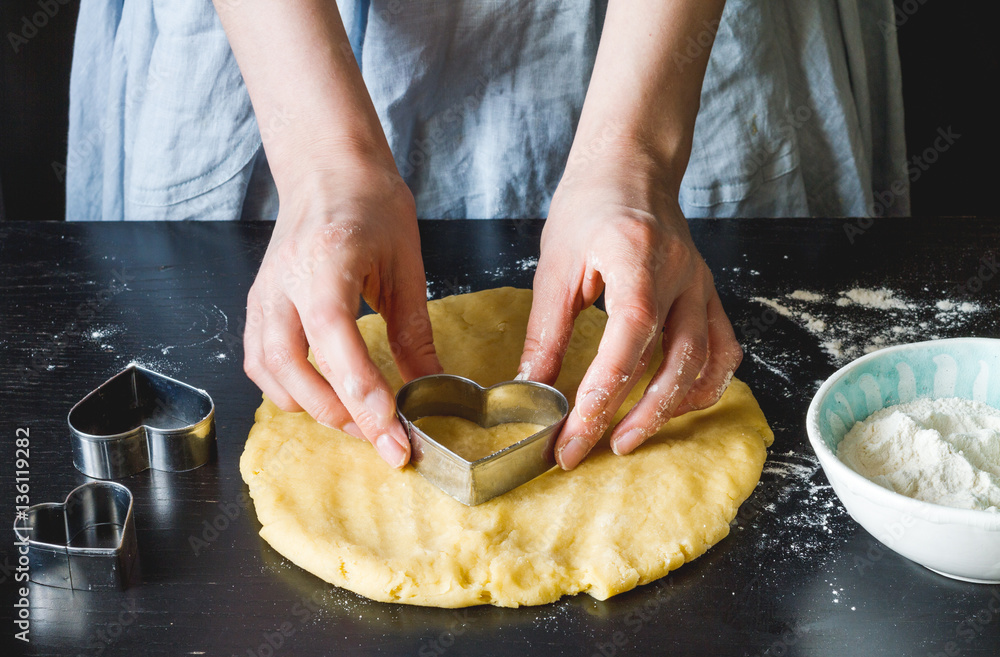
left=68, top=364, right=216, bottom=479
left=395, top=374, right=569, bottom=506
left=14, top=481, right=138, bottom=590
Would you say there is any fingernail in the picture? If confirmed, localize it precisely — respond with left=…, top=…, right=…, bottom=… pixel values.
left=340, top=422, right=365, bottom=440
left=576, top=389, right=609, bottom=423
left=612, top=428, right=646, bottom=456
left=364, top=390, right=395, bottom=421
left=376, top=433, right=406, bottom=468
left=391, top=426, right=410, bottom=451
left=557, top=437, right=591, bottom=470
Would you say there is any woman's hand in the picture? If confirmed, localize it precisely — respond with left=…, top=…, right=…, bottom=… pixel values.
left=243, top=155, right=441, bottom=468
left=518, top=147, right=741, bottom=469
left=517, top=0, right=731, bottom=468
left=216, top=1, right=441, bottom=467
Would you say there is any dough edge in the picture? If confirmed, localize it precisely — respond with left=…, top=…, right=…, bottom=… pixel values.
left=241, top=287, right=774, bottom=608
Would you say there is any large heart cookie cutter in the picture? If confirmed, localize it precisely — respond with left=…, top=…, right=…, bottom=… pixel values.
left=68, top=365, right=216, bottom=479
left=395, top=374, right=569, bottom=506
left=14, top=481, right=138, bottom=590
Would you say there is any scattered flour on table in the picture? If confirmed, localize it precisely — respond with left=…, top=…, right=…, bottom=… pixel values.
left=788, top=290, right=823, bottom=302
left=517, top=256, right=539, bottom=271
left=836, top=288, right=910, bottom=309
left=115, top=356, right=181, bottom=375
left=426, top=279, right=472, bottom=299
left=838, top=398, right=1000, bottom=512
left=87, top=324, right=123, bottom=342
left=748, top=287, right=984, bottom=368
left=74, top=323, right=126, bottom=352
left=749, top=353, right=792, bottom=383
left=483, top=255, right=540, bottom=281
left=531, top=600, right=583, bottom=633
left=735, top=451, right=850, bottom=567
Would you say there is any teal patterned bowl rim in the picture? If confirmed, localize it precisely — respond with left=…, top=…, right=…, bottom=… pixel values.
left=806, top=337, right=1000, bottom=527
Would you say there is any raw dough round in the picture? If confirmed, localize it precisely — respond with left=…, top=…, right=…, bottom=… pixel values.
left=241, top=287, right=773, bottom=607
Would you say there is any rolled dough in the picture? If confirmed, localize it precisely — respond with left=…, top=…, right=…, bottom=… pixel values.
left=241, top=287, right=773, bottom=607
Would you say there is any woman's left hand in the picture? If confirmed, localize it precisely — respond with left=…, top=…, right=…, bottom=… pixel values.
left=518, top=146, right=742, bottom=470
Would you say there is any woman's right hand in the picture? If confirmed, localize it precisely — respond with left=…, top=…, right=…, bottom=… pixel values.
left=243, top=152, right=442, bottom=468
left=215, top=0, right=441, bottom=467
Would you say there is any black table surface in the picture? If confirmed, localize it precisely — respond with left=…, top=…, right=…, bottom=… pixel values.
left=2, top=218, right=999, bottom=657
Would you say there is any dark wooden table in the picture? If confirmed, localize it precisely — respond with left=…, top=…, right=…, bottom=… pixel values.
left=2, top=218, right=999, bottom=657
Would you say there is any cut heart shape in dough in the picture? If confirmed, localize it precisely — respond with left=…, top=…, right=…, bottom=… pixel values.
left=395, top=374, right=569, bottom=504
left=412, top=416, right=547, bottom=461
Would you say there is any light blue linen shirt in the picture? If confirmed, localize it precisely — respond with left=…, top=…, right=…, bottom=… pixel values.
left=66, top=0, right=909, bottom=221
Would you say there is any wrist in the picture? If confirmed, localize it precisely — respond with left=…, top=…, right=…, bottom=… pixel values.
left=562, top=127, right=688, bottom=199
left=268, top=131, right=400, bottom=200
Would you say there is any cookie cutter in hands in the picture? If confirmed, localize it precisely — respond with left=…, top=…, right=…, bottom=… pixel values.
left=68, top=364, right=216, bottom=479
left=395, top=374, right=570, bottom=506
left=14, top=481, right=138, bottom=590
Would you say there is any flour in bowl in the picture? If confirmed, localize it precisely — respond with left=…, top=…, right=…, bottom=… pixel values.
left=837, top=398, right=1000, bottom=512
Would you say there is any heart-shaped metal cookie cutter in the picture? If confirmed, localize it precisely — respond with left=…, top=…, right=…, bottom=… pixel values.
left=14, top=481, right=138, bottom=590
left=68, top=365, right=216, bottom=479
left=395, top=374, right=569, bottom=506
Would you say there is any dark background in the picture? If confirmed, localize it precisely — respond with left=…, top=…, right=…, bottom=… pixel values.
left=0, top=1, right=997, bottom=221
left=3, top=218, right=1000, bottom=657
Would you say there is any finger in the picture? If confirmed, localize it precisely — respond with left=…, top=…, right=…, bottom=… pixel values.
left=259, top=294, right=363, bottom=439
left=383, top=261, right=442, bottom=382
left=633, top=331, right=660, bottom=383
left=608, top=287, right=710, bottom=456
left=301, top=286, right=411, bottom=469
left=672, top=293, right=743, bottom=416
left=242, top=294, right=302, bottom=412
left=555, top=279, right=665, bottom=469
left=517, top=263, right=582, bottom=385
left=553, top=326, right=662, bottom=470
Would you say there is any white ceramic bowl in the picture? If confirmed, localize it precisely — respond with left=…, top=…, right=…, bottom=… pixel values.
left=806, top=337, right=1000, bottom=583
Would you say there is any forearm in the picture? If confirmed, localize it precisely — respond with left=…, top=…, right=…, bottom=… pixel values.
left=570, top=0, right=726, bottom=194
left=213, top=0, right=394, bottom=194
